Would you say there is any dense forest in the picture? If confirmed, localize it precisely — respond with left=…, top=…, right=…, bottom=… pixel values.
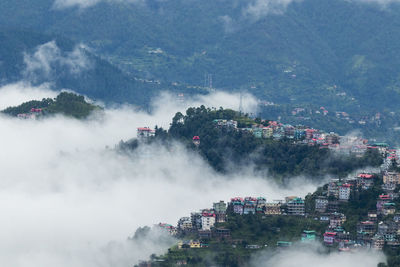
left=2, top=92, right=101, bottom=118
left=2, top=0, right=400, bottom=112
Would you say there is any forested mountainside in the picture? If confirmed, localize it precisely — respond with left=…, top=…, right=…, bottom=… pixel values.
left=2, top=0, right=400, bottom=112
left=0, top=29, right=192, bottom=106
left=2, top=92, right=101, bottom=118
left=119, top=107, right=383, bottom=180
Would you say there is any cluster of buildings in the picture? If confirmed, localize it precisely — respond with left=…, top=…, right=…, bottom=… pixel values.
left=314, top=147, right=400, bottom=251
left=157, top=195, right=309, bottom=248
left=156, top=200, right=230, bottom=248
left=156, top=162, right=400, bottom=253
left=288, top=106, right=383, bottom=127
left=334, top=111, right=383, bottom=126
left=17, top=108, right=43, bottom=120
left=230, top=196, right=305, bottom=216
left=211, top=118, right=373, bottom=154
left=146, top=115, right=400, bottom=254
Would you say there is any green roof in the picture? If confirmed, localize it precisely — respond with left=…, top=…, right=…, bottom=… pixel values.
left=277, top=241, right=292, bottom=247
left=372, top=143, right=389, bottom=147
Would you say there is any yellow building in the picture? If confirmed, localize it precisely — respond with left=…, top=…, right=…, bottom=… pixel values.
left=383, top=172, right=400, bottom=185
left=190, top=240, right=201, bottom=248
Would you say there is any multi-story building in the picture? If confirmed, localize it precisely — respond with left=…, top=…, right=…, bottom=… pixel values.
left=327, top=200, right=339, bottom=213
left=315, top=196, right=328, bottom=213
left=329, top=213, right=346, bottom=228
left=357, top=173, right=374, bottom=190
left=191, top=212, right=202, bottom=230
left=338, top=184, right=351, bottom=201
left=328, top=181, right=339, bottom=198
left=201, top=210, right=216, bottom=230
left=372, top=235, right=385, bottom=250
left=213, top=200, right=227, bottom=223
left=243, top=197, right=257, bottom=215
left=178, top=217, right=192, bottom=231
left=357, top=221, right=376, bottom=235
left=383, top=172, right=400, bottom=185
left=264, top=203, right=282, bottom=215
left=256, top=197, right=266, bottom=213
left=231, top=197, right=244, bottom=215
left=323, top=232, right=336, bottom=246
left=213, top=200, right=227, bottom=213
left=377, top=194, right=391, bottom=215
left=287, top=197, right=305, bottom=216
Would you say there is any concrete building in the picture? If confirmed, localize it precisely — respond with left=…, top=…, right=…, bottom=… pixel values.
left=178, top=217, right=192, bottom=231
left=231, top=197, right=244, bottom=215
left=357, top=173, right=374, bottom=190
left=256, top=197, right=267, bottom=213
left=201, top=210, right=216, bottom=230
left=213, top=201, right=227, bottom=223
left=315, top=196, right=328, bottom=213
left=301, top=230, right=316, bottom=242
left=330, top=213, right=346, bottom=228
left=357, top=221, right=376, bottom=235
left=264, top=203, right=282, bottom=215
left=191, top=212, right=202, bottom=230
left=287, top=197, right=305, bottom=216
left=383, top=172, right=400, bottom=185
left=339, top=184, right=351, bottom=201
left=323, top=232, right=336, bottom=246
left=243, top=197, right=257, bottom=215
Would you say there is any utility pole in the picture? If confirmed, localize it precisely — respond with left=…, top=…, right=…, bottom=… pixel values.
left=239, top=92, right=243, bottom=115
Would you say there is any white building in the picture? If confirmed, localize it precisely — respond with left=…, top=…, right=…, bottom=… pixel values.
left=137, top=127, right=155, bottom=138
left=201, top=211, right=216, bottom=230
left=339, top=184, right=351, bottom=201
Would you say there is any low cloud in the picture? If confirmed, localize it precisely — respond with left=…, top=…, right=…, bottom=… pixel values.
left=0, top=82, right=57, bottom=110
left=219, top=15, right=239, bottom=34
left=23, top=41, right=91, bottom=82
left=53, top=0, right=141, bottom=9
left=251, top=242, right=386, bottom=267
left=353, top=0, right=400, bottom=5
left=243, top=0, right=302, bottom=21
left=0, top=84, right=322, bottom=266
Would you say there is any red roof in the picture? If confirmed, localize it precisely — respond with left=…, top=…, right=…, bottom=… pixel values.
left=324, top=232, right=337, bottom=236
left=358, top=174, right=373, bottom=179
left=193, top=136, right=200, bottom=140
left=361, top=221, right=374, bottom=225
left=137, top=127, right=153, bottom=131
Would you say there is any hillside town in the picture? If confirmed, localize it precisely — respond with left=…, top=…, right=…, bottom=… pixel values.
left=138, top=116, right=378, bottom=156
left=141, top=144, right=400, bottom=264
